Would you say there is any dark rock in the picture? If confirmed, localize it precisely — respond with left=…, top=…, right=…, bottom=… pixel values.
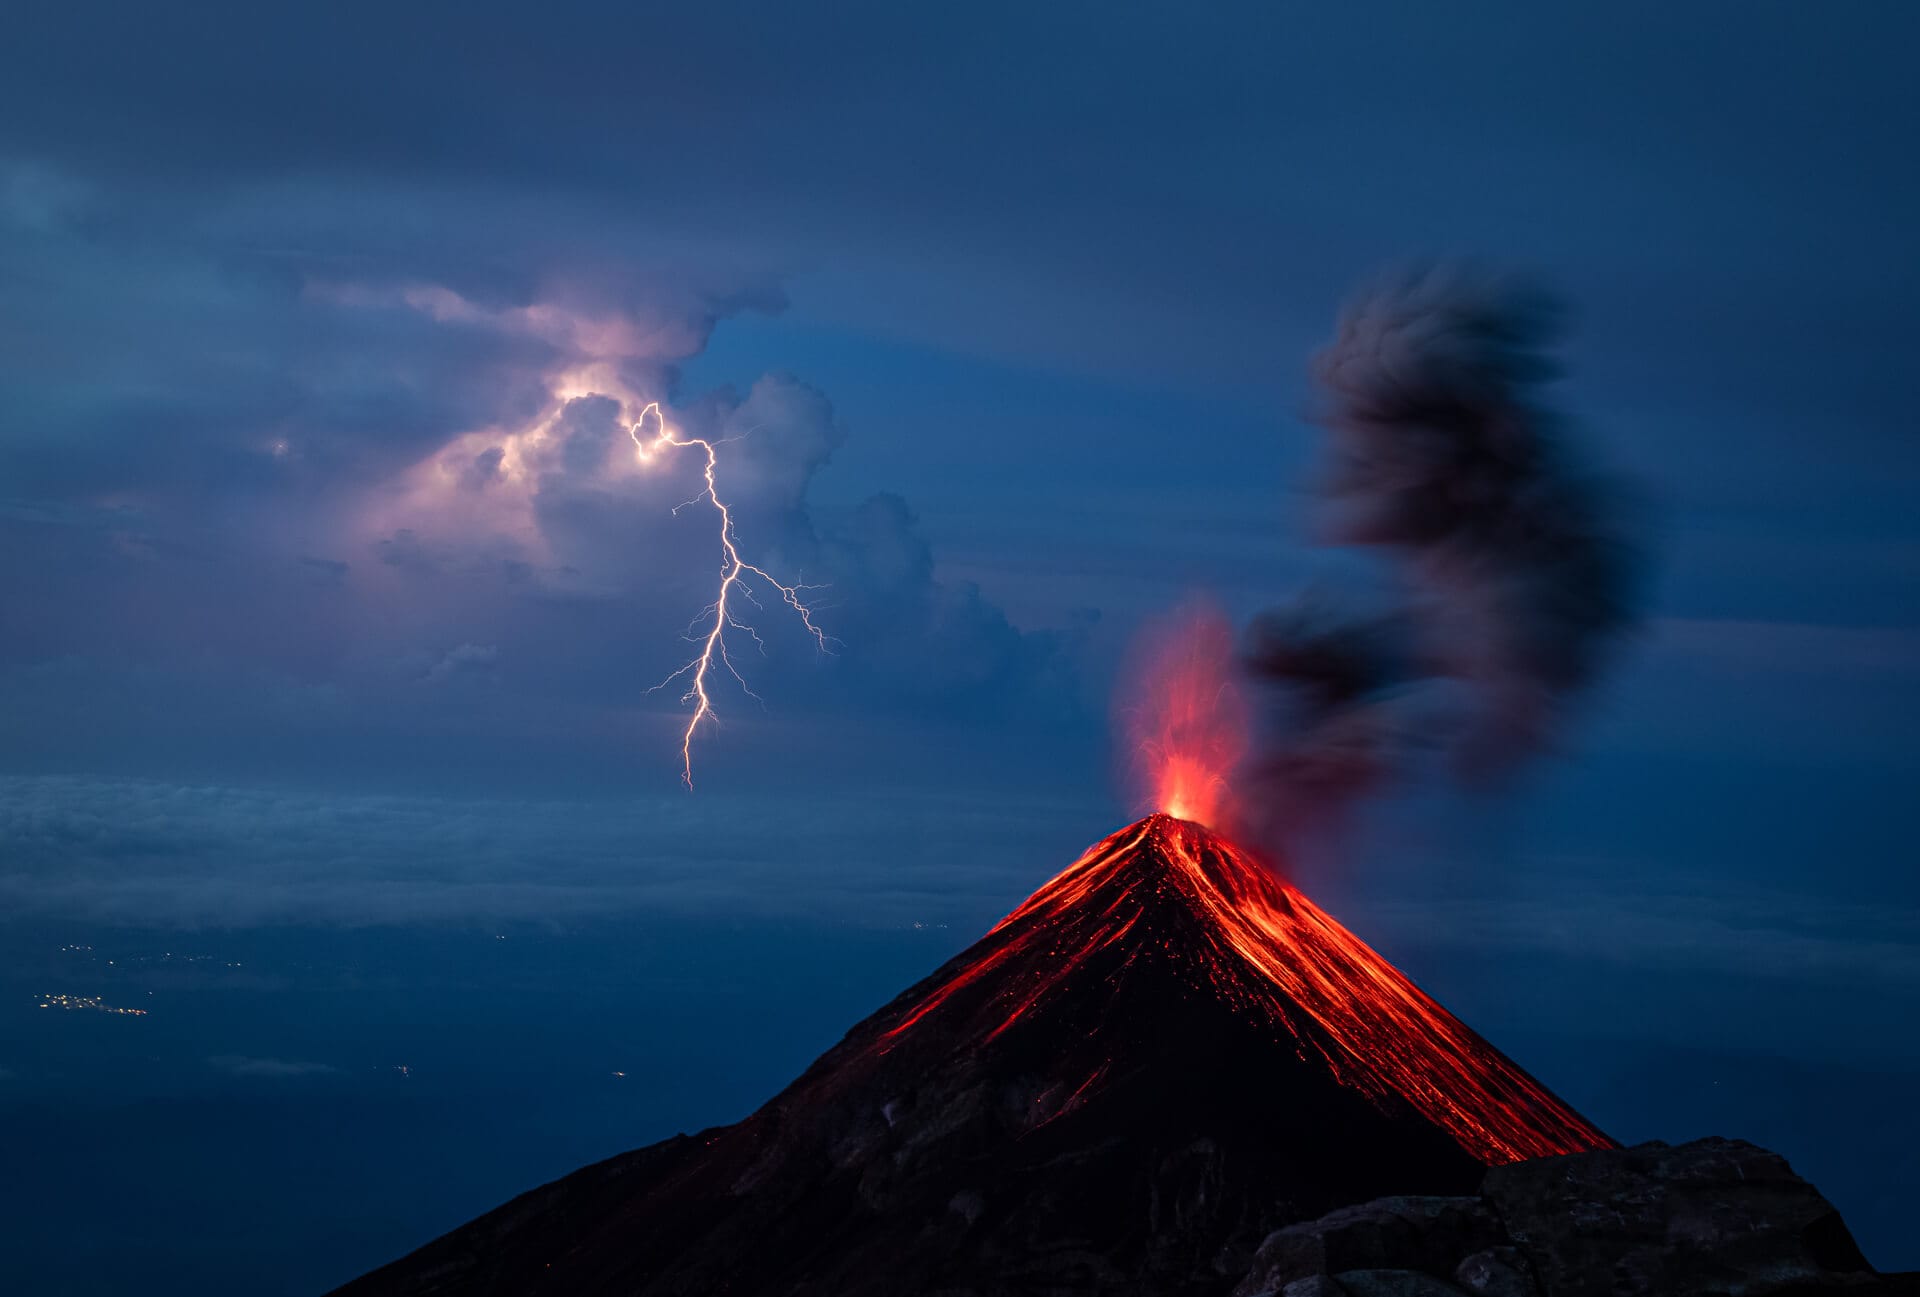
left=1237, top=1197, right=1502, bottom=1295
left=1481, top=1137, right=1875, bottom=1297
left=1242, top=1137, right=1912, bottom=1297
left=1454, top=1246, right=1540, bottom=1297
left=1333, top=1271, right=1472, bottom=1295
left=1280, top=1279, right=1349, bottom=1297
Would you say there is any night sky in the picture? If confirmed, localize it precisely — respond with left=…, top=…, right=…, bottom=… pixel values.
left=3, top=4, right=1917, bottom=1294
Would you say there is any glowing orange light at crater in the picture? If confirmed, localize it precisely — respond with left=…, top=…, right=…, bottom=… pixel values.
left=877, top=812, right=1614, bottom=1165
left=1119, top=601, right=1248, bottom=829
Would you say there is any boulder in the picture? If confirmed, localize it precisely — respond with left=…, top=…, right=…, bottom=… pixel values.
left=1237, top=1196, right=1503, bottom=1295
left=1280, top=1279, right=1349, bottom=1297
left=1454, top=1246, right=1541, bottom=1297
left=1236, top=1137, right=1917, bottom=1297
left=1334, top=1270, right=1473, bottom=1295
left=1481, top=1137, right=1873, bottom=1297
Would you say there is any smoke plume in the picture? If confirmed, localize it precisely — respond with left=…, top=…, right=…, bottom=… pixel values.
left=1243, top=266, right=1642, bottom=839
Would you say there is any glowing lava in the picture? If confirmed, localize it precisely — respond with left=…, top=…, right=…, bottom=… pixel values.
left=882, top=813, right=1613, bottom=1165
left=332, top=809, right=1620, bottom=1297
left=628, top=401, right=832, bottom=786
left=1120, top=602, right=1247, bottom=827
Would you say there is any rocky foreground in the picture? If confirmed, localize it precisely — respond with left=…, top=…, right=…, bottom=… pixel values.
left=1233, top=1137, right=1914, bottom=1297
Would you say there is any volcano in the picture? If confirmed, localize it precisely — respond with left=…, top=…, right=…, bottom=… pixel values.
left=334, top=814, right=1611, bottom=1297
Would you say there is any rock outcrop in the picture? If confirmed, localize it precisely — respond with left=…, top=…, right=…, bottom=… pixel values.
left=1234, top=1138, right=1912, bottom=1297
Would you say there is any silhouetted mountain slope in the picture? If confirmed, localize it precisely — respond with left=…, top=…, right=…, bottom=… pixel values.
left=334, top=814, right=1610, bottom=1297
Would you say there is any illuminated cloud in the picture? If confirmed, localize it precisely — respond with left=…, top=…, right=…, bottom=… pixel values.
left=0, top=170, right=1082, bottom=786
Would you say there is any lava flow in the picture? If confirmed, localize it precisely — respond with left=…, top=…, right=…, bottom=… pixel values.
left=881, top=813, right=1611, bottom=1165
left=876, top=599, right=1607, bottom=1165
left=335, top=809, right=1616, bottom=1297
left=627, top=401, right=832, bottom=787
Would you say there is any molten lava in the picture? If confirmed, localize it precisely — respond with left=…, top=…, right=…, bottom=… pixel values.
left=1121, top=603, right=1247, bottom=828
left=885, top=814, right=1609, bottom=1165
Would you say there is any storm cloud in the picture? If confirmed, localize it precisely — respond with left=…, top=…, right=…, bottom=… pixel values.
left=0, top=167, right=1085, bottom=790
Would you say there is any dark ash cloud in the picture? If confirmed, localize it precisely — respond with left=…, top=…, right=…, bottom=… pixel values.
left=1244, top=268, right=1643, bottom=838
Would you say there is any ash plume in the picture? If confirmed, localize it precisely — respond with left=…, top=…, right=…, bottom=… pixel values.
left=1244, top=267, right=1642, bottom=836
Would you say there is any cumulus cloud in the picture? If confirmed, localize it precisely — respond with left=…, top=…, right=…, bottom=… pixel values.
left=424, top=643, right=499, bottom=686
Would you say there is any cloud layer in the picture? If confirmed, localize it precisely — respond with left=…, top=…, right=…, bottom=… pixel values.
left=0, top=774, right=1091, bottom=928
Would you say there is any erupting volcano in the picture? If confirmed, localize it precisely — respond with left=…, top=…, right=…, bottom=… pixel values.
left=336, top=813, right=1611, bottom=1297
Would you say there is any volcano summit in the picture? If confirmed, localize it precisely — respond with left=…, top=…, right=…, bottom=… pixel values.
left=335, top=815, right=1612, bottom=1296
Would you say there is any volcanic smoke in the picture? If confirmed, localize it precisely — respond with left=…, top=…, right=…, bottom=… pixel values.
left=1082, top=273, right=1639, bottom=1165
left=1243, top=266, right=1643, bottom=843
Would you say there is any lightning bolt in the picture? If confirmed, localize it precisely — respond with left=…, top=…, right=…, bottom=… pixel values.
left=628, top=401, right=832, bottom=787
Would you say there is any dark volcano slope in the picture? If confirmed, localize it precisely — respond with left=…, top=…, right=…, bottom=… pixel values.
left=334, top=815, right=1610, bottom=1297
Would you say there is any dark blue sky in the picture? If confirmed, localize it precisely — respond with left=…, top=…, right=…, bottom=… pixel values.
left=2, top=4, right=1917, bottom=1292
